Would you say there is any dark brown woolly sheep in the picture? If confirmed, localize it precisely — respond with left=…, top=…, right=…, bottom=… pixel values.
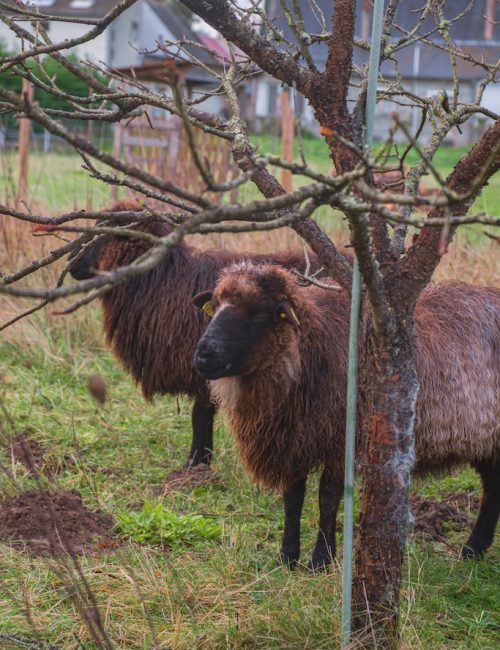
left=193, top=262, right=499, bottom=569
left=68, top=203, right=320, bottom=467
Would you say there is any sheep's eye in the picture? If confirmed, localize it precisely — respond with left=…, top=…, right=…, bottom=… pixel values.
left=251, top=310, right=271, bottom=325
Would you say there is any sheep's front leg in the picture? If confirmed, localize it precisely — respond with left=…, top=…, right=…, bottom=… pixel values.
left=462, top=459, right=499, bottom=558
left=187, top=400, right=216, bottom=467
left=309, top=469, right=343, bottom=570
left=279, top=477, right=307, bottom=567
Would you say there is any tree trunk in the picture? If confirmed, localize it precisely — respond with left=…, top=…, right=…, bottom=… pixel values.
left=352, top=315, right=418, bottom=648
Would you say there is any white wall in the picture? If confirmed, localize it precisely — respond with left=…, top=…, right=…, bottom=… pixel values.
left=47, top=21, right=109, bottom=63
left=108, top=1, right=179, bottom=69
left=481, top=84, right=500, bottom=113
left=108, top=0, right=143, bottom=68
left=0, top=22, right=22, bottom=52
left=142, top=2, right=177, bottom=51
left=255, top=81, right=270, bottom=118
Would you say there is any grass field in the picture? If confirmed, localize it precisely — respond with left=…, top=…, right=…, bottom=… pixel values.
left=1, top=342, right=498, bottom=649
left=0, top=136, right=499, bottom=648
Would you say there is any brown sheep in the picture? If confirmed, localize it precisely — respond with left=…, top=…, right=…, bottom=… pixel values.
left=193, top=262, right=499, bottom=569
left=68, top=204, right=320, bottom=468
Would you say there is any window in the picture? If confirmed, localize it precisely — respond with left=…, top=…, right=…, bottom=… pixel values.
left=28, top=0, right=56, bottom=7
left=69, top=0, right=96, bottom=9
left=130, top=21, right=139, bottom=42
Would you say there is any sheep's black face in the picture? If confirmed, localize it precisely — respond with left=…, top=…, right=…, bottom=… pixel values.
left=193, top=264, right=302, bottom=380
left=68, top=239, right=106, bottom=280
left=194, top=303, right=275, bottom=380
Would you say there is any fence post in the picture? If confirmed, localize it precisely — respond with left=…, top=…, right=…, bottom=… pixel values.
left=17, top=78, right=33, bottom=205
left=280, top=90, right=294, bottom=193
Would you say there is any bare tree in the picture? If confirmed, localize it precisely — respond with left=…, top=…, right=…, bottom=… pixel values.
left=0, top=0, right=499, bottom=646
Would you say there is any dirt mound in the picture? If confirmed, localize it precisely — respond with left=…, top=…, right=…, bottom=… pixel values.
left=410, top=492, right=480, bottom=542
left=0, top=490, right=115, bottom=556
left=158, top=463, right=225, bottom=495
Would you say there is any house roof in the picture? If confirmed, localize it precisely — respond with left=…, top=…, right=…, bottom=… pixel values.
left=387, top=0, right=500, bottom=43
left=266, top=0, right=500, bottom=79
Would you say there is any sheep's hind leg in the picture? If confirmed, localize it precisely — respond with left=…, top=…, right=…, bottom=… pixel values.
left=461, top=459, right=499, bottom=558
left=309, top=469, right=343, bottom=571
left=279, top=478, right=307, bottom=567
left=186, top=400, right=216, bottom=467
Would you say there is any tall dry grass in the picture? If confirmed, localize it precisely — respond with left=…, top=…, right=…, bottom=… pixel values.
left=2, top=212, right=497, bottom=358
left=0, top=217, right=104, bottom=355
left=433, top=235, right=500, bottom=286
left=1, top=141, right=498, bottom=357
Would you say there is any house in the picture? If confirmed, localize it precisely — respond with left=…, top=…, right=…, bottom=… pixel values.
left=111, top=1, right=231, bottom=118
left=0, top=0, right=118, bottom=63
left=0, top=0, right=231, bottom=117
left=256, top=0, right=500, bottom=143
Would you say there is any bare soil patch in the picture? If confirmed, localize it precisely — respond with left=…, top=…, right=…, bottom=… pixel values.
left=410, top=491, right=480, bottom=542
left=158, top=463, right=225, bottom=495
left=0, top=490, right=115, bottom=556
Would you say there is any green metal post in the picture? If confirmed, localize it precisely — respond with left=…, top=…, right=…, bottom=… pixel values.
left=341, top=1, right=386, bottom=646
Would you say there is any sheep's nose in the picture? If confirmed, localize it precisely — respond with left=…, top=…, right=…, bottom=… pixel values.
left=194, top=336, right=223, bottom=370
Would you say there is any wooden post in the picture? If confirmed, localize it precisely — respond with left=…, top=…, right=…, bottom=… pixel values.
left=484, top=0, right=495, bottom=40
left=17, top=78, right=33, bottom=205
left=280, top=91, right=294, bottom=193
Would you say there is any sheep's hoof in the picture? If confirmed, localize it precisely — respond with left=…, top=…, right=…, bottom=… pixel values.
left=278, top=548, right=300, bottom=568
left=460, top=543, right=485, bottom=560
left=183, top=457, right=211, bottom=470
left=307, top=556, right=332, bottom=572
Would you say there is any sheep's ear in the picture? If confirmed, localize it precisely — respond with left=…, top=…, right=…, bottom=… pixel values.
left=193, top=291, right=215, bottom=317
left=279, top=303, right=300, bottom=328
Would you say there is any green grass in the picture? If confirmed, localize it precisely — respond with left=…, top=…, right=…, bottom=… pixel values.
left=250, top=134, right=500, bottom=220
left=3, top=132, right=499, bottom=220
left=0, top=134, right=498, bottom=648
left=0, top=151, right=117, bottom=211
left=0, top=339, right=498, bottom=649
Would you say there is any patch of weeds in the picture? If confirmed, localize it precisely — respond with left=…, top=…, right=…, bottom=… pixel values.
left=117, top=500, right=221, bottom=548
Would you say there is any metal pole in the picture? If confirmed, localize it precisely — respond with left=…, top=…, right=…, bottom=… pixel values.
left=341, top=1, right=386, bottom=645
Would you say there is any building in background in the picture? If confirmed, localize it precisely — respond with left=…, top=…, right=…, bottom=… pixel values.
left=2, top=1, right=497, bottom=143
left=0, top=0, right=117, bottom=62
left=257, top=0, right=500, bottom=144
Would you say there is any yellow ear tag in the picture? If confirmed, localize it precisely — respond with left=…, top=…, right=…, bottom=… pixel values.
left=202, top=300, right=215, bottom=317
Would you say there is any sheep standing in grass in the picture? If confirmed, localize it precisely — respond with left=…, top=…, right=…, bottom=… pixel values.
left=193, top=262, right=499, bottom=568
left=69, top=204, right=319, bottom=468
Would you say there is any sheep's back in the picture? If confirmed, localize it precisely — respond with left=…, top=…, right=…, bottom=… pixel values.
left=413, top=282, right=500, bottom=471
